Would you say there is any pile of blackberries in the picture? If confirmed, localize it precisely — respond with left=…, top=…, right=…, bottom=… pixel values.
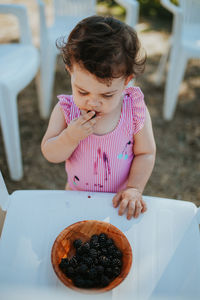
left=59, top=233, right=123, bottom=288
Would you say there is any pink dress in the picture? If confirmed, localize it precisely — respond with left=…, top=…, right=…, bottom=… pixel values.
left=58, top=87, right=146, bottom=193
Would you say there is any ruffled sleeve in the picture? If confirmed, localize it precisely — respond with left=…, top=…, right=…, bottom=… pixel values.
left=125, top=87, right=146, bottom=135
left=57, top=94, right=74, bottom=124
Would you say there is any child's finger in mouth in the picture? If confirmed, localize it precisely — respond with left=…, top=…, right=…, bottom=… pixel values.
left=87, top=110, right=97, bottom=119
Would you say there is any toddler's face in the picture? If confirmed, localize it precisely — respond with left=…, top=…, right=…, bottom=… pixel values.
left=67, top=63, right=131, bottom=117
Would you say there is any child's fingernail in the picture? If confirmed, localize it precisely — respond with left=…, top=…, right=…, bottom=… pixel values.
left=91, top=112, right=97, bottom=119
left=88, top=110, right=95, bottom=116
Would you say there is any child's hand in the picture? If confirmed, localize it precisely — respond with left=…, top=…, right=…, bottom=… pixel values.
left=112, top=187, right=147, bottom=220
left=66, top=111, right=99, bottom=143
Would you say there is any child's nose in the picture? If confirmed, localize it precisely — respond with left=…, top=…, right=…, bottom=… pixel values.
left=88, top=98, right=101, bottom=107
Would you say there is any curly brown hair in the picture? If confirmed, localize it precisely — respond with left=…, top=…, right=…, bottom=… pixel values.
left=57, top=15, right=146, bottom=81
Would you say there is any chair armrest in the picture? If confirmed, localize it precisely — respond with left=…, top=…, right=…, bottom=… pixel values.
left=161, top=1, right=183, bottom=40
left=116, top=0, right=139, bottom=28
left=36, top=0, right=48, bottom=47
left=0, top=4, right=32, bottom=44
left=161, top=0, right=182, bottom=15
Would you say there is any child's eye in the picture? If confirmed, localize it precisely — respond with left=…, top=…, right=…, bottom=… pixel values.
left=78, top=91, right=88, bottom=96
left=103, top=94, right=114, bottom=98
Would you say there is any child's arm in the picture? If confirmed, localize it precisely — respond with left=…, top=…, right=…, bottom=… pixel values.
left=127, top=108, right=156, bottom=193
left=41, top=103, right=97, bottom=163
left=113, top=108, right=156, bottom=219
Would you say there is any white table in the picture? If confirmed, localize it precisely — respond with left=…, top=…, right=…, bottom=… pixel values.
left=0, top=190, right=200, bottom=299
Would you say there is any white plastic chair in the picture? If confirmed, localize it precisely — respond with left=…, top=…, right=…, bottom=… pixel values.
left=150, top=207, right=200, bottom=299
left=36, top=0, right=139, bottom=118
left=154, top=0, right=200, bottom=120
left=0, top=4, right=40, bottom=181
left=0, top=171, right=9, bottom=212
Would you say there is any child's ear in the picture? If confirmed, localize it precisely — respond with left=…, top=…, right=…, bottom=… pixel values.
left=124, top=75, right=134, bottom=86
left=65, top=65, right=71, bottom=75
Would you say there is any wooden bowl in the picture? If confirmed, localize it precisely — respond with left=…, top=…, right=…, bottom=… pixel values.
left=51, top=220, right=132, bottom=293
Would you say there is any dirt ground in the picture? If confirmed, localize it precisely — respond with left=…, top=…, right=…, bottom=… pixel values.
left=0, top=0, right=200, bottom=210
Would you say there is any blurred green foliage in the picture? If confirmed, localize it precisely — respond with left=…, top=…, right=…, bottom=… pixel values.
left=97, top=0, right=179, bottom=19
left=137, top=0, right=178, bottom=19
left=98, top=0, right=117, bottom=7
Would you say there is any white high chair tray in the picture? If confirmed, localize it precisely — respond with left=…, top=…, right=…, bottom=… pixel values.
left=0, top=190, right=199, bottom=299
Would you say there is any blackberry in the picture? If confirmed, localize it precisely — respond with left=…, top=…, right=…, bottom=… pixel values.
left=93, top=278, right=101, bottom=287
left=99, top=255, right=110, bottom=266
left=99, top=233, right=107, bottom=240
left=77, top=263, right=88, bottom=275
left=99, top=240, right=106, bottom=248
left=74, top=255, right=82, bottom=264
left=73, top=239, right=82, bottom=249
left=112, top=258, right=122, bottom=268
left=96, top=265, right=104, bottom=275
left=88, top=267, right=97, bottom=279
left=101, top=247, right=108, bottom=255
left=99, top=233, right=107, bottom=247
left=93, top=257, right=99, bottom=265
left=73, top=276, right=86, bottom=288
left=81, top=242, right=90, bottom=253
left=108, top=255, right=113, bottom=261
left=82, top=256, right=93, bottom=267
left=90, top=240, right=100, bottom=249
left=73, top=255, right=80, bottom=261
left=89, top=248, right=97, bottom=258
left=91, top=234, right=99, bottom=241
left=106, top=238, right=114, bottom=247
left=76, top=246, right=84, bottom=256
left=59, top=257, right=69, bottom=273
left=65, top=266, right=75, bottom=278
left=85, top=279, right=95, bottom=288
left=107, top=245, right=117, bottom=255
left=69, top=256, right=78, bottom=268
left=113, top=266, right=121, bottom=277
left=105, top=267, right=113, bottom=278
left=84, top=269, right=90, bottom=279
left=113, top=249, right=122, bottom=259
left=100, top=275, right=110, bottom=287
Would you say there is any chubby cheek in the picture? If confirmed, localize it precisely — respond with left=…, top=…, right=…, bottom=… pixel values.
left=73, top=93, right=85, bottom=110
left=107, top=95, right=122, bottom=110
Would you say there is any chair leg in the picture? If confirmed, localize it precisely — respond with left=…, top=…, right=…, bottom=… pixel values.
left=0, top=87, right=23, bottom=180
left=163, top=47, right=187, bottom=120
left=154, top=37, right=171, bottom=86
left=36, top=46, right=57, bottom=119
